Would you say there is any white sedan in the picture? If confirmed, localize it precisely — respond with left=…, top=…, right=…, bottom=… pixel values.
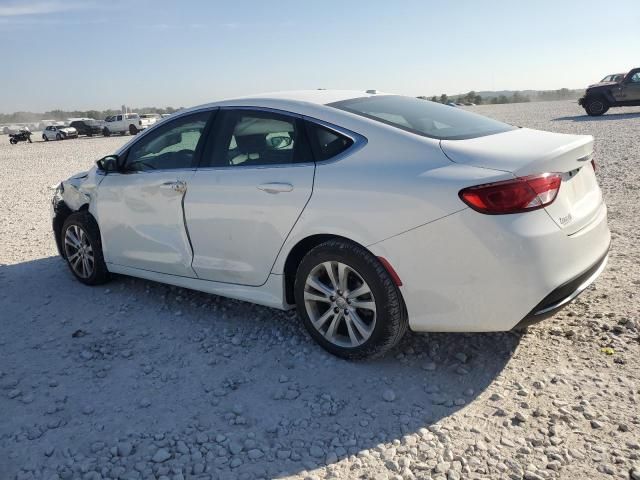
left=43, top=125, right=78, bottom=141
left=51, top=90, right=610, bottom=358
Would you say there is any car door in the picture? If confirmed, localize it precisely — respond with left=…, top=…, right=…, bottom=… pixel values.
left=95, top=109, right=214, bottom=276
left=625, top=71, right=640, bottom=102
left=185, top=108, right=315, bottom=286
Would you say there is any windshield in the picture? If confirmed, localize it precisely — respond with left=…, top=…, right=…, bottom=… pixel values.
left=329, top=95, right=515, bottom=140
left=600, top=73, right=624, bottom=82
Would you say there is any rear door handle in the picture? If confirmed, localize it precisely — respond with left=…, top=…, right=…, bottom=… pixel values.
left=161, top=180, right=187, bottom=193
left=257, top=182, right=294, bottom=194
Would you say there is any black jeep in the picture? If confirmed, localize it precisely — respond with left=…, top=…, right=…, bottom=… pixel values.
left=69, top=120, right=103, bottom=137
left=579, top=68, right=640, bottom=116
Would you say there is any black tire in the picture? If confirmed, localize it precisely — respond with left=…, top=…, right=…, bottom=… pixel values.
left=27, top=136, right=32, bottom=143
left=294, top=239, right=408, bottom=359
left=43, top=134, right=48, bottom=142
left=584, top=97, right=609, bottom=116
left=103, top=127, right=111, bottom=137
left=61, top=212, right=110, bottom=286
left=10, top=138, right=16, bottom=145
left=56, top=133, right=62, bottom=140
left=129, top=124, right=138, bottom=135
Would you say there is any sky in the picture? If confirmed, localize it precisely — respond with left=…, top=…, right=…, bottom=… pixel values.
left=0, top=0, right=639, bottom=113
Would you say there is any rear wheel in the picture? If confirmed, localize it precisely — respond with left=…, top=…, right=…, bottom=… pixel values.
left=103, top=127, right=111, bottom=137
left=61, top=212, right=110, bottom=285
left=294, top=239, right=408, bottom=359
left=585, top=97, right=609, bottom=116
left=56, top=133, right=62, bottom=140
left=10, top=138, right=16, bottom=145
left=129, top=124, right=138, bottom=135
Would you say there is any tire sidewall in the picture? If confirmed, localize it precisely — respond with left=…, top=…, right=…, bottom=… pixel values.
left=61, top=213, right=109, bottom=285
left=586, top=97, right=608, bottom=116
left=294, top=241, right=404, bottom=359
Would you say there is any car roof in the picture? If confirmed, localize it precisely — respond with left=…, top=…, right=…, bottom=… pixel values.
left=196, top=90, right=379, bottom=110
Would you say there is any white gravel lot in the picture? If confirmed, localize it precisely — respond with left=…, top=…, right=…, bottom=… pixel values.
left=1, top=101, right=639, bottom=480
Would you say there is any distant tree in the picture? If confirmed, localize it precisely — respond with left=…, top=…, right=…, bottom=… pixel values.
left=440, top=94, right=448, bottom=104
left=473, top=95, right=483, bottom=105
left=417, top=96, right=429, bottom=100
left=430, top=96, right=438, bottom=102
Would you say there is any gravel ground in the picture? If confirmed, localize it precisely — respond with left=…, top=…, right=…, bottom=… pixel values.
left=1, top=101, right=639, bottom=480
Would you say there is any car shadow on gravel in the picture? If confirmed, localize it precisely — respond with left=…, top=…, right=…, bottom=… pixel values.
left=0, top=257, right=522, bottom=479
left=552, top=112, right=640, bottom=122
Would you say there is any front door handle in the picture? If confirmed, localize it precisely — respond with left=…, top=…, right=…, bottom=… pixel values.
left=161, top=180, right=187, bottom=193
left=257, top=182, right=294, bottom=194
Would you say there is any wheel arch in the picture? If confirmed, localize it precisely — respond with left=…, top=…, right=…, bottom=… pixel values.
left=53, top=201, right=92, bottom=258
left=281, top=233, right=403, bottom=306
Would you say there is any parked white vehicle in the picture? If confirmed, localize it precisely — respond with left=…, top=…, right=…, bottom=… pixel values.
left=42, top=125, right=78, bottom=141
left=139, top=113, right=162, bottom=129
left=51, top=90, right=610, bottom=358
left=102, top=113, right=143, bottom=136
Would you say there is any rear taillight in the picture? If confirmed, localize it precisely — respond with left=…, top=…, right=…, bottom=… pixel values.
left=459, top=173, right=562, bottom=214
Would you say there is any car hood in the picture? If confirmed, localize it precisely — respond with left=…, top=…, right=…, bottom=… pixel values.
left=587, top=81, right=618, bottom=89
left=60, top=127, right=77, bottom=133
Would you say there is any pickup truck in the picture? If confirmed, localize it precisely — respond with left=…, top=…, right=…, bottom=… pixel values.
left=139, top=113, right=162, bottom=129
left=102, top=113, right=144, bottom=136
left=579, top=67, right=640, bottom=116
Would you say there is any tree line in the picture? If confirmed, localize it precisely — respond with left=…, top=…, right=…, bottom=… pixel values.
left=420, top=88, right=580, bottom=105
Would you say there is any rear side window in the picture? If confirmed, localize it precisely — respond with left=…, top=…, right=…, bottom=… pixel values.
left=206, top=110, right=312, bottom=168
left=329, top=95, right=515, bottom=140
left=305, top=122, right=354, bottom=161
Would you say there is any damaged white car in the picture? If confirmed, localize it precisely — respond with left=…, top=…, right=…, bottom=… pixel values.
left=52, top=90, right=610, bottom=358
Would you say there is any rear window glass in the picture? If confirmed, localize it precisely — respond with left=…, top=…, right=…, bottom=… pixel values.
left=306, top=122, right=354, bottom=161
left=329, top=95, right=515, bottom=140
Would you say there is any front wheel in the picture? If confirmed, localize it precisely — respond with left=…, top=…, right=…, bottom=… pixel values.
left=56, top=133, right=62, bottom=140
left=43, top=134, right=48, bottom=141
left=294, top=239, right=408, bottom=359
left=584, top=97, right=609, bottom=116
left=103, top=127, right=111, bottom=137
left=61, top=212, right=110, bottom=285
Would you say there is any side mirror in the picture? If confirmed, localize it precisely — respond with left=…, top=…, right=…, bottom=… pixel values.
left=96, top=155, right=120, bottom=174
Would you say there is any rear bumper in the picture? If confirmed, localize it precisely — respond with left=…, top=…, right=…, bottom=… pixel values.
left=369, top=202, right=610, bottom=332
left=514, top=248, right=608, bottom=329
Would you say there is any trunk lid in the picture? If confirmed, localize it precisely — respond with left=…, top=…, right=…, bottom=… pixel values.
left=441, top=128, right=604, bottom=235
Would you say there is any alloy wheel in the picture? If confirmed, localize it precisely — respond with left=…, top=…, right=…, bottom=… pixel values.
left=303, top=261, right=377, bottom=348
left=64, top=225, right=94, bottom=279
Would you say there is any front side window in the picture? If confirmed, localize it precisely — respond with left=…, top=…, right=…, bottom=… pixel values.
left=117, top=115, right=123, bottom=121
left=208, top=110, right=310, bottom=167
left=329, top=95, right=515, bottom=140
left=125, top=110, right=211, bottom=171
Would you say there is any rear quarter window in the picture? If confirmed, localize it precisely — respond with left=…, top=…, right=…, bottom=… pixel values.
left=329, top=95, right=515, bottom=140
left=305, top=122, right=354, bottom=162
